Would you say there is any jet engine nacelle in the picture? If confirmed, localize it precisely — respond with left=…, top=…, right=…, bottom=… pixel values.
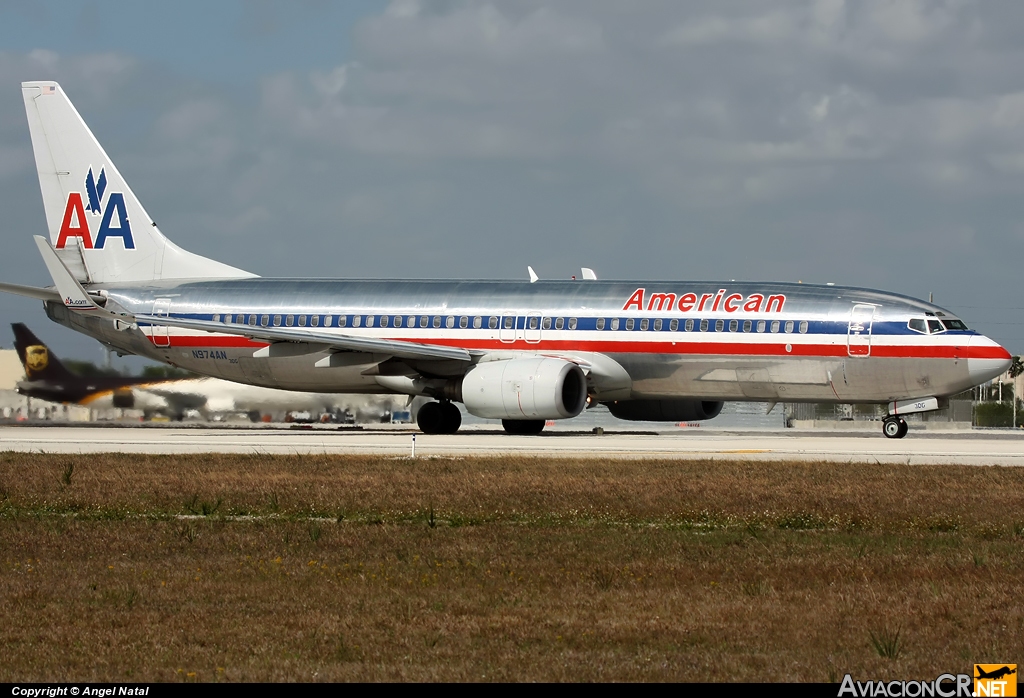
left=606, top=399, right=724, bottom=422
left=111, top=387, right=135, bottom=409
left=461, top=358, right=587, bottom=420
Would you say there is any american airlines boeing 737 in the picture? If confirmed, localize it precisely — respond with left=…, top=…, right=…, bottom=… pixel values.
left=0, top=82, right=1011, bottom=438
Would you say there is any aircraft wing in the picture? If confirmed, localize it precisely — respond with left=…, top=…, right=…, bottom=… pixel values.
left=133, top=314, right=475, bottom=363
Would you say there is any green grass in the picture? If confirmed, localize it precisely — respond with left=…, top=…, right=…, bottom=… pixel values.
left=0, top=453, right=1022, bottom=681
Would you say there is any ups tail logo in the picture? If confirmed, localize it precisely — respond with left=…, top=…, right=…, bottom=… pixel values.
left=25, top=345, right=49, bottom=375
left=975, top=665, right=1017, bottom=697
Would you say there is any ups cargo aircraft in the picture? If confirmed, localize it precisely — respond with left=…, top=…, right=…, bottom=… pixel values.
left=0, top=82, right=1012, bottom=438
left=10, top=322, right=390, bottom=421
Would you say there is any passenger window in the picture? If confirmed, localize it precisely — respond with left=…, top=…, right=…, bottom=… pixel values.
left=420, top=316, right=428, bottom=328
left=784, top=321, right=794, bottom=333
left=236, top=314, right=245, bottom=324
left=528, top=317, right=538, bottom=330
left=611, top=318, right=620, bottom=330
left=542, top=317, right=551, bottom=330
left=248, top=315, right=256, bottom=326
left=568, top=318, right=577, bottom=330
left=640, top=318, right=649, bottom=331
left=366, top=316, right=375, bottom=328
left=435, top=316, right=443, bottom=328
left=654, top=318, right=663, bottom=331
left=338, top=315, right=347, bottom=328
left=298, top=315, right=307, bottom=327
left=743, top=320, right=751, bottom=332
left=715, top=319, right=724, bottom=332
left=408, top=316, right=416, bottom=328
left=728, top=319, right=738, bottom=332
left=597, top=318, right=606, bottom=330
left=488, top=317, right=498, bottom=329
left=670, top=319, right=679, bottom=332
left=311, top=315, right=320, bottom=327
left=324, top=316, right=332, bottom=327
left=700, top=319, right=708, bottom=332
left=273, top=314, right=281, bottom=327
left=555, top=317, right=564, bottom=330
left=626, top=318, right=635, bottom=331
left=927, top=319, right=943, bottom=334
left=393, top=316, right=401, bottom=328
left=380, top=316, right=389, bottom=328
left=770, top=321, right=780, bottom=333
left=757, top=320, right=766, bottom=333
left=799, top=321, right=808, bottom=334
left=503, top=316, right=513, bottom=330
left=260, top=314, right=269, bottom=327
left=213, top=314, right=220, bottom=323
left=685, top=319, right=694, bottom=332
left=460, top=316, right=468, bottom=329
left=474, top=316, right=482, bottom=329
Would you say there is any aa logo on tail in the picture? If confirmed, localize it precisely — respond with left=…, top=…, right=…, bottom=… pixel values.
left=975, top=664, right=1017, bottom=697
left=55, top=167, right=135, bottom=250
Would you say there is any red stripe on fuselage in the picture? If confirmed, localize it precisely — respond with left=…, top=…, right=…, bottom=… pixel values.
left=144, top=334, right=1008, bottom=360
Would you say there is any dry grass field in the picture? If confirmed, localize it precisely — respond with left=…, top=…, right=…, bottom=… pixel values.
left=1, top=452, right=1022, bottom=682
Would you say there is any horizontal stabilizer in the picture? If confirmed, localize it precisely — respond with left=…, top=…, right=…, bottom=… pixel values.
left=0, top=281, right=62, bottom=302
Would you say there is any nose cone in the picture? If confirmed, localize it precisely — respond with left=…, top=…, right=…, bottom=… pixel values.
left=968, top=335, right=1012, bottom=386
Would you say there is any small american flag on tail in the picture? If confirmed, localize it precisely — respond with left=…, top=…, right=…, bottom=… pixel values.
left=42, top=85, right=55, bottom=94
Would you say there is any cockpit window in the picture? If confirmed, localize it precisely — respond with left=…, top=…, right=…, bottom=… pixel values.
left=908, top=318, right=926, bottom=334
left=941, top=319, right=968, bottom=331
left=927, top=319, right=943, bottom=334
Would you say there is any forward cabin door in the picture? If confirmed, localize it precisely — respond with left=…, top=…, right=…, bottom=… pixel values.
left=152, top=299, right=171, bottom=348
left=847, top=304, right=875, bottom=357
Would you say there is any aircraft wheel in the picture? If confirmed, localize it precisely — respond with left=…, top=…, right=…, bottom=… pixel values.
left=896, top=418, right=908, bottom=438
left=417, top=402, right=444, bottom=434
left=882, top=417, right=904, bottom=439
left=440, top=401, right=462, bottom=434
left=502, top=419, right=545, bottom=435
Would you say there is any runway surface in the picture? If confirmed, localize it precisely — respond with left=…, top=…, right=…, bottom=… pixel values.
left=1, top=424, right=1022, bottom=465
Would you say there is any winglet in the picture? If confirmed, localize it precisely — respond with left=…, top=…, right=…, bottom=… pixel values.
left=581, top=267, right=597, bottom=280
left=528, top=266, right=538, bottom=283
left=34, top=235, right=100, bottom=311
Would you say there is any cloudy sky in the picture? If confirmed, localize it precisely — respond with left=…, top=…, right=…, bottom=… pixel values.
left=1, top=0, right=1023, bottom=364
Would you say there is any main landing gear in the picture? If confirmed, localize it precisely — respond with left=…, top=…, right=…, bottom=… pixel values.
left=417, top=401, right=462, bottom=435
left=882, top=416, right=908, bottom=439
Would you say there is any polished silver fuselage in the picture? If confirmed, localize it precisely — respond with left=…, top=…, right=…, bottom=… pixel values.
left=41, top=278, right=1008, bottom=407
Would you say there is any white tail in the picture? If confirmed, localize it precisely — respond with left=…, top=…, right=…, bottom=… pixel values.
left=21, top=81, right=255, bottom=284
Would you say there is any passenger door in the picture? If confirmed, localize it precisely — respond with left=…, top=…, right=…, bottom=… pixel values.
left=847, top=304, right=875, bottom=357
left=151, top=299, right=171, bottom=348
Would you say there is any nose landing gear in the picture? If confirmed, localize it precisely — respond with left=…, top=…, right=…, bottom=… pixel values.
left=882, top=416, right=908, bottom=439
left=417, top=400, right=462, bottom=435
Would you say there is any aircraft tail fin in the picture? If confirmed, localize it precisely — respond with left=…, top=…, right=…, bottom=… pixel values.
left=12, top=323, right=76, bottom=382
left=21, top=81, right=256, bottom=284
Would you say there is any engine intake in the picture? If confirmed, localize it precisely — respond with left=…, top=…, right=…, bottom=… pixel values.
left=111, top=388, right=135, bottom=409
left=606, top=399, right=724, bottom=422
left=461, top=358, right=587, bottom=420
